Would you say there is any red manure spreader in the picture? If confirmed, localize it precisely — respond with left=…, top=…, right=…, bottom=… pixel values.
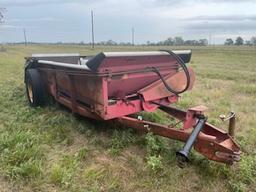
left=24, top=50, right=241, bottom=166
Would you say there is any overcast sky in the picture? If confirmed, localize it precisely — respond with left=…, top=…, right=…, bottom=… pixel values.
left=0, top=0, right=256, bottom=44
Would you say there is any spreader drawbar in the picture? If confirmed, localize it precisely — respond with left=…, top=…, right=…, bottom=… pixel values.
left=176, top=116, right=207, bottom=163
left=118, top=102, right=240, bottom=166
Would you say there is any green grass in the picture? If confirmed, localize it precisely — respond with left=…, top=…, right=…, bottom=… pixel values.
left=0, top=44, right=255, bottom=191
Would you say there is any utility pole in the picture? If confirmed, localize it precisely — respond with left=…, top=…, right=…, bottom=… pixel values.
left=209, top=34, right=212, bottom=46
left=0, top=7, right=5, bottom=23
left=132, top=27, right=135, bottom=46
left=23, top=28, right=27, bottom=45
left=91, top=10, right=95, bottom=49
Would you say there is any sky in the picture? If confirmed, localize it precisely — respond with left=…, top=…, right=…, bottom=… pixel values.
left=0, top=0, right=256, bottom=44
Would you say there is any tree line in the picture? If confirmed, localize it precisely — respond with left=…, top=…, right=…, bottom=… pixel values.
left=225, top=36, right=256, bottom=46
left=146, top=37, right=208, bottom=46
left=84, top=36, right=256, bottom=46
left=87, top=37, right=209, bottom=46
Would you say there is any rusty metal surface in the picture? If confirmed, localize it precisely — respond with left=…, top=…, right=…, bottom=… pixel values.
left=139, top=67, right=195, bottom=102
left=35, top=51, right=183, bottom=120
left=140, top=102, right=241, bottom=164
left=118, top=109, right=241, bottom=164
left=220, top=112, right=236, bottom=138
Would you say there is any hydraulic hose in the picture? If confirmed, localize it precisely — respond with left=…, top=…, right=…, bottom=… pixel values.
left=150, top=50, right=191, bottom=95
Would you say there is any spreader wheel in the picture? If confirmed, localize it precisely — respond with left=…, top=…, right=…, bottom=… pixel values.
left=25, top=69, right=45, bottom=107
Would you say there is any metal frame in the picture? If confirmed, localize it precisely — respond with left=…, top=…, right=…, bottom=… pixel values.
left=118, top=103, right=240, bottom=164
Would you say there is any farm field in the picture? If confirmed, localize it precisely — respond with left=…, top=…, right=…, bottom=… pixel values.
left=0, top=44, right=255, bottom=192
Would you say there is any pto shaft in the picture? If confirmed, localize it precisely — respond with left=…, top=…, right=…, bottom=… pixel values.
left=176, top=116, right=207, bottom=164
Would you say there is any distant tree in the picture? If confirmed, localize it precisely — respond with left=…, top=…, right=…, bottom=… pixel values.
left=251, top=36, right=256, bottom=46
left=157, top=41, right=165, bottom=46
left=181, top=37, right=206, bottom=46
left=184, top=40, right=193, bottom=45
left=184, top=40, right=200, bottom=46
left=106, top=39, right=117, bottom=45
left=119, top=42, right=131, bottom=46
left=235, top=36, right=244, bottom=46
left=245, top=40, right=252, bottom=46
left=198, top=39, right=208, bottom=46
left=156, top=37, right=210, bottom=46
left=174, top=37, right=184, bottom=46
left=224, top=38, right=234, bottom=45
left=95, top=40, right=118, bottom=46
left=146, top=41, right=156, bottom=46
left=164, top=37, right=174, bottom=45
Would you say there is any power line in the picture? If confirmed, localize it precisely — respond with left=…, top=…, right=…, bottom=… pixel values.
left=91, top=10, right=95, bottom=49
left=209, top=34, right=212, bottom=46
left=132, top=27, right=134, bottom=46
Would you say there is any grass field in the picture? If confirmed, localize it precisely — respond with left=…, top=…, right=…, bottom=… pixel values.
left=0, top=44, right=255, bottom=192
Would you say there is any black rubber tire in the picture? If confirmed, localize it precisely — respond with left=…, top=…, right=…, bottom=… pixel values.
left=25, top=69, right=45, bottom=107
